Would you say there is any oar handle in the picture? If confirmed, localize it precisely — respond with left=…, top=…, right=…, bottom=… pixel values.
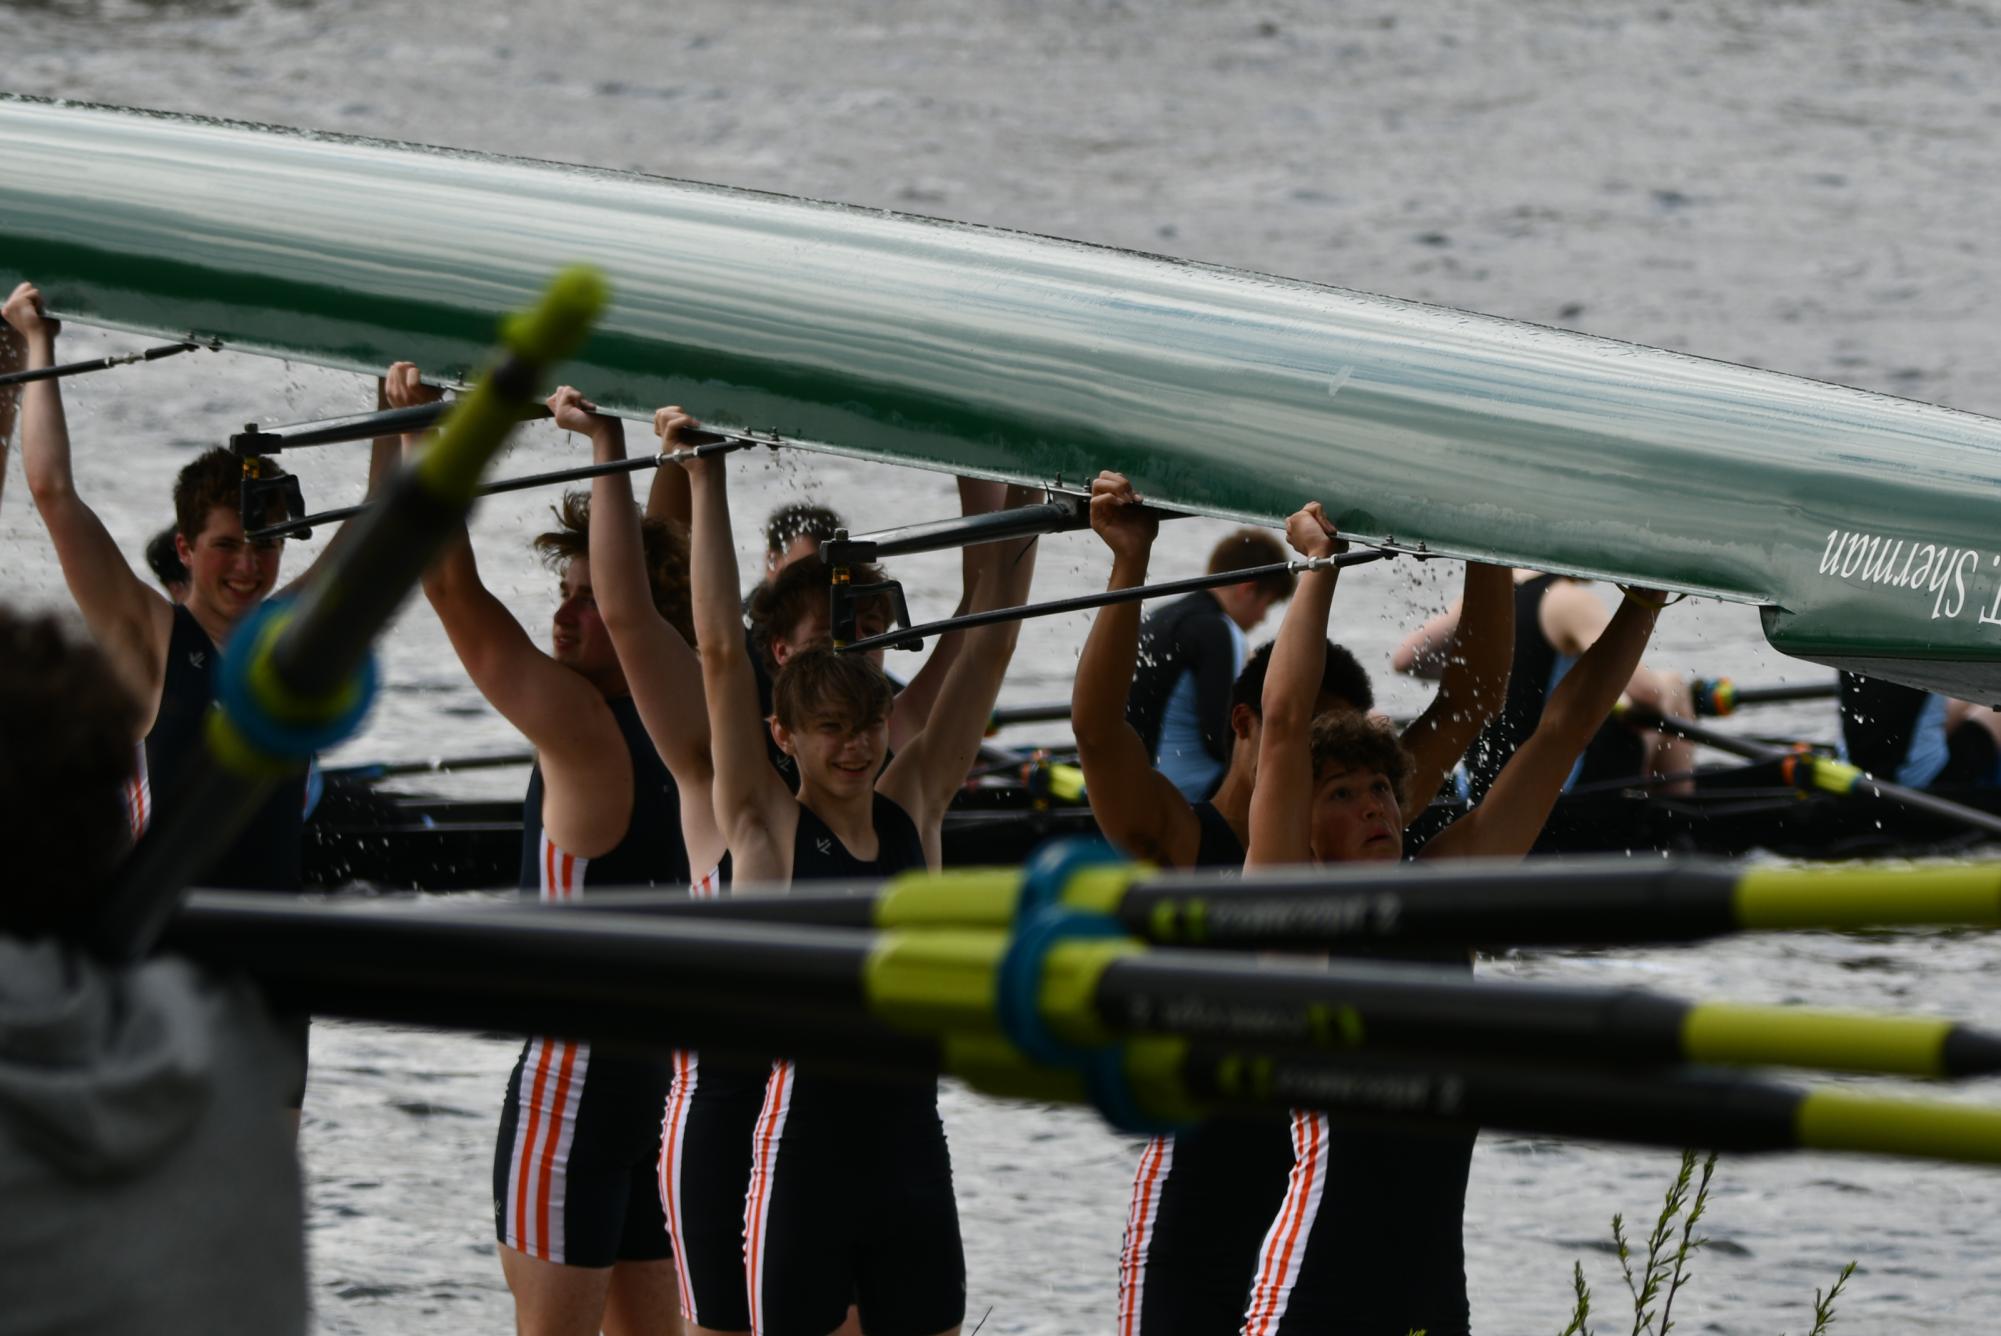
left=247, top=431, right=763, bottom=540
left=0, top=338, right=212, bottom=387
left=837, top=549, right=1389, bottom=655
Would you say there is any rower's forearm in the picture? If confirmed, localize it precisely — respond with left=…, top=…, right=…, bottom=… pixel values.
left=20, top=374, right=76, bottom=502
left=1261, top=566, right=1338, bottom=732
left=686, top=467, right=745, bottom=651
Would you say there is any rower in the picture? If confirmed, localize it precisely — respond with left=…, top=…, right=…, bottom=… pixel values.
left=1072, top=469, right=1511, bottom=1336
left=1838, top=671, right=2001, bottom=788
left=1238, top=505, right=1666, bottom=1336
left=388, top=365, right=690, bottom=1336
left=747, top=477, right=1011, bottom=777
left=1126, top=526, right=1292, bottom=800
left=7, top=280, right=394, bottom=1121
left=1396, top=568, right=1694, bottom=800
left=684, top=423, right=1039, bottom=1336
left=761, top=501, right=846, bottom=579
left=559, top=392, right=744, bottom=1336
left=0, top=608, right=308, bottom=1334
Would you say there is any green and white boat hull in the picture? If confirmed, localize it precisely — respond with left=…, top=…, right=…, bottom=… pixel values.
left=5, top=96, right=2000, bottom=695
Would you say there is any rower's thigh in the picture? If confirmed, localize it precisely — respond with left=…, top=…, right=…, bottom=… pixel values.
left=603, top=1258, right=684, bottom=1336
left=497, top=1246, right=613, bottom=1336
left=852, top=1113, right=964, bottom=1336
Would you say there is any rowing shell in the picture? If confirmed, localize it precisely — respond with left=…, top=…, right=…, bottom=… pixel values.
left=6, top=96, right=2001, bottom=696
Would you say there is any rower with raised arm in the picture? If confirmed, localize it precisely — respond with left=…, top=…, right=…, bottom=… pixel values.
left=683, top=420, right=1038, bottom=1336
left=390, top=364, right=690, bottom=1336
left=8, top=279, right=395, bottom=1120
left=1078, top=469, right=1512, bottom=1336
left=565, top=392, right=752, bottom=1336
left=1238, top=506, right=1666, bottom=1336
left=1397, top=568, right=1693, bottom=800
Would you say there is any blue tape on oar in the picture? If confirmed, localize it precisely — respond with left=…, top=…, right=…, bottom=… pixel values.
left=215, top=596, right=380, bottom=760
left=1015, top=835, right=1123, bottom=920
left=995, top=837, right=1179, bottom=1133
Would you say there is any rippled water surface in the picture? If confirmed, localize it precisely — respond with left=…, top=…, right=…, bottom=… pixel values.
left=5, top=2, right=2001, bottom=1330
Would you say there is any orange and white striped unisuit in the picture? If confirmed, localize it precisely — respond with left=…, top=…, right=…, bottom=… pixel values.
left=1115, top=1133, right=1176, bottom=1335
left=125, top=743, right=151, bottom=837
left=1240, top=1111, right=1330, bottom=1336
left=498, top=833, right=594, bottom=1262
left=741, top=1059, right=795, bottom=1334
left=657, top=863, right=726, bottom=1318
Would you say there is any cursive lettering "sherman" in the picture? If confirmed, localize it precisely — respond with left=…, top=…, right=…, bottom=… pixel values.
left=1819, top=529, right=1980, bottom=620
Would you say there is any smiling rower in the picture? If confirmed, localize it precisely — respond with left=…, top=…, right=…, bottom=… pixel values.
left=684, top=421, right=1039, bottom=1336
left=8, top=280, right=394, bottom=1121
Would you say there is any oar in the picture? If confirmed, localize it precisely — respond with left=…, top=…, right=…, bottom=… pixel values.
left=248, top=430, right=763, bottom=541
left=1691, top=676, right=1839, bottom=718
left=320, top=750, right=536, bottom=783
left=164, top=890, right=2001, bottom=1164
left=1180, top=1044, right=2001, bottom=1163
left=1620, top=703, right=2001, bottom=841
left=0, top=337, right=214, bottom=387
left=837, top=548, right=1395, bottom=655
left=231, top=400, right=553, bottom=456
left=526, top=848, right=2001, bottom=949
left=88, top=268, right=607, bottom=961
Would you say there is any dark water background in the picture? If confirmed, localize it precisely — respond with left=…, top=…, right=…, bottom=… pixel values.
left=4, top=2, right=2001, bottom=1330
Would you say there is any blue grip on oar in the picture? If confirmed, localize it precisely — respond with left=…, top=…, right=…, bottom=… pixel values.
left=215, top=596, right=380, bottom=759
left=995, top=838, right=1180, bottom=1133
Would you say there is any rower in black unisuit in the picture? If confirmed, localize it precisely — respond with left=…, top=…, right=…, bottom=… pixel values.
left=493, top=695, right=688, bottom=1271
left=1116, top=800, right=1300, bottom=1336
left=134, top=603, right=312, bottom=1105
left=743, top=793, right=964, bottom=1336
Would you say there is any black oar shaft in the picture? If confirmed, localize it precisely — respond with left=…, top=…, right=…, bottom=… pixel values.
left=0, top=339, right=205, bottom=387
left=160, top=893, right=2001, bottom=1161
left=249, top=432, right=751, bottom=541
left=232, top=401, right=552, bottom=455
left=839, top=549, right=1391, bottom=655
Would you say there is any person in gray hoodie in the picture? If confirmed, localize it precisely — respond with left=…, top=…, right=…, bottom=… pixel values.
left=0, top=608, right=308, bottom=1335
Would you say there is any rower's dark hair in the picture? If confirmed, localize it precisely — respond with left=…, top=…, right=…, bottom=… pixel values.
left=1308, top=711, right=1411, bottom=812
left=1207, top=528, right=1295, bottom=601
left=173, top=447, right=286, bottom=541
left=771, top=645, right=894, bottom=732
left=145, top=524, right=189, bottom=590
left=1230, top=640, right=1375, bottom=719
left=748, top=555, right=891, bottom=671
left=533, top=490, right=694, bottom=643
left=765, top=502, right=846, bottom=556
left=0, top=609, right=141, bottom=938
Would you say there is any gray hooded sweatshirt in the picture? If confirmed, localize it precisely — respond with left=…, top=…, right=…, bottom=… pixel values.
left=0, top=939, right=306, bottom=1335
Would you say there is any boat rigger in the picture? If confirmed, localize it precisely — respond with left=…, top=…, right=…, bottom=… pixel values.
left=6, top=95, right=2001, bottom=696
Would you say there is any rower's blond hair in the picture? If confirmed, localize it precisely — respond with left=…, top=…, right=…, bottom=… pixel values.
left=772, top=646, right=894, bottom=733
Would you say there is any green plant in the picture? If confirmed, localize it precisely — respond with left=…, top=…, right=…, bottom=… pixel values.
left=1564, top=1153, right=1856, bottom=1336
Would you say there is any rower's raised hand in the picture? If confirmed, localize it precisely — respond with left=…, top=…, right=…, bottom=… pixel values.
left=1089, top=469, right=1157, bottom=563
left=1284, top=501, right=1345, bottom=561
left=382, top=361, right=443, bottom=460
left=2, top=282, right=58, bottom=347
left=656, top=405, right=711, bottom=473
left=383, top=361, right=442, bottom=409
left=547, top=385, right=608, bottom=435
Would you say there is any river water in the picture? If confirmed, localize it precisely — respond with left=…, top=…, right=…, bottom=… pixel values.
left=3, top=1, right=1999, bottom=1331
